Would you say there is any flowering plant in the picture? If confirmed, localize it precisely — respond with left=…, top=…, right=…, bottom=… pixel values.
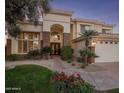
left=51, top=71, right=94, bottom=93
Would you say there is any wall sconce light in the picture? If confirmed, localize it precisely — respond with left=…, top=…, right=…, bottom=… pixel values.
left=54, top=35, right=58, bottom=39
left=92, top=42, right=96, bottom=46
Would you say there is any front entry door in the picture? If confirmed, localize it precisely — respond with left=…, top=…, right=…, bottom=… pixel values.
left=50, top=43, right=60, bottom=55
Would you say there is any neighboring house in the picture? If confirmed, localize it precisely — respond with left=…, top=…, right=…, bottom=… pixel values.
left=5, top=9, right=119, bottom=63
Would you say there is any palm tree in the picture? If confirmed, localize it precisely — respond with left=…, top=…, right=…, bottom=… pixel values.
left=80, top=30, right=98, bottom=65
left=80, top=30, right=98, bottom=48
left=6, top=0, right=52, bottom=38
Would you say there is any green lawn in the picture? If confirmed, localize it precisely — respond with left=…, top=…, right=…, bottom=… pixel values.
left=5, top=65, right=55, bottom=93
left=107, top=88, right=119, bottom=93
left=95, top=88, right=119, bottom=93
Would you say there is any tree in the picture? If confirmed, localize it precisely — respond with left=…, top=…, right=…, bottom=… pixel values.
left=80, top=30, right=98, bottom=48
left=5, top=0, right=51, bottom=38
left=79, top=30, right=98, bottom=65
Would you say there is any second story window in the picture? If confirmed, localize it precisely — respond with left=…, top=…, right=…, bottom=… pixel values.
left=80, top=25, right=91, bottom=33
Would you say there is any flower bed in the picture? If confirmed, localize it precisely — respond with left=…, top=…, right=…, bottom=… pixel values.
left=51, top=71, right=94, bottom=93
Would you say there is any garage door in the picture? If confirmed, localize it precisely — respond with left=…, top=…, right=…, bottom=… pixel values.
left=95, top=41, right=119, bottom=63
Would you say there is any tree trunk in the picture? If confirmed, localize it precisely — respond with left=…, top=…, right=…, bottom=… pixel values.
left=85, top=39, right=89, bottom=48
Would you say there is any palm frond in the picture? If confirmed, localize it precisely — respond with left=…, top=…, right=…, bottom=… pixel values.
left=80, top=30, right=98, bottom=38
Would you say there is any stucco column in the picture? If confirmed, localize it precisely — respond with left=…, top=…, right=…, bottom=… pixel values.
left=63, top=33, right=71, bottom=46
left=42, top=31, right=50, bottom=47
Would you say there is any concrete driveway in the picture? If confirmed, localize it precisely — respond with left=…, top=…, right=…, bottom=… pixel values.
left=6, top=59, right=119, bottom=91
left=81, top=62, right=119, bottom=91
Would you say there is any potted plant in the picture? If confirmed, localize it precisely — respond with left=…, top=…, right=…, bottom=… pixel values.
left=79, top=48, right=89, bottom=66
left=79, top=48, right=98, bottom=66
left=88, top=51, right=98, bottom=64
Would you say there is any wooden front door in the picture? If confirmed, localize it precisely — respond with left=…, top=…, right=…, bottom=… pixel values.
left=50, top=43, right=60, bottom=55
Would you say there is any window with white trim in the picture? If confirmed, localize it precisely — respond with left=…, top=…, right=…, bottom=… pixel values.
left=80, top=25, right=91, bottom=33
left=18, top=32, right=40, bottom=53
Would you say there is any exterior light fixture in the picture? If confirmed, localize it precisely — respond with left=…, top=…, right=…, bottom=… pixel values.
left=92, top=42, right=96, bottom=46
left=54, top=35, right=58, bottom=39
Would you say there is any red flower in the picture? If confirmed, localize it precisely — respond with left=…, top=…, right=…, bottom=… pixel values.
left=61, top=71, right=64, bottom=74
left=77, top=73, right=81, bottom=77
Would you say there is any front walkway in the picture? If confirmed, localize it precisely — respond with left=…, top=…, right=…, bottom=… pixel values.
left=6, top=57, right=119, bottom=91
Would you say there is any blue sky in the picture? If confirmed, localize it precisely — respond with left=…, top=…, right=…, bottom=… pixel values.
left=50, top=0, right=119, bottom=33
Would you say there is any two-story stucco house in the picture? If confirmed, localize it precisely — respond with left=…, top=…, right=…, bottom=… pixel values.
left=6, top=8, right=119, bottom=63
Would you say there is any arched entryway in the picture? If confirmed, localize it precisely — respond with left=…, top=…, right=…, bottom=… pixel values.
left=50, top=24, right=64, bottom=55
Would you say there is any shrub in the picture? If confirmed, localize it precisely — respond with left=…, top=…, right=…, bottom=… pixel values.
left=79, top=48, right=98, bottom=64
left=5, top=54, right=25, bottom=61
left=79, top=48, right=97, bottom=58
left=51, top=72, right=94, bottom=93
left=41, top=46, right=52, bottom=59
left=67, top=59, right=72, bottom=63
left=60, top=46, right=73, bottom=61
left=27, top=49, right=40, bottom=58
left=42, top=46, right=51, bottom=54
left=77, top=57, right=83, bottom=63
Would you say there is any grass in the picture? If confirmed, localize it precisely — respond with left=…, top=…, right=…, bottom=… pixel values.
left=94, top=88, right=119, bottom=93
left=5, top=65, right=55, bottom=93
left=107, top=88, right=119, bottom=93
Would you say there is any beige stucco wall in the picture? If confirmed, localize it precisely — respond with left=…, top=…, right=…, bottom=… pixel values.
left=102, top=26, right=113, bottom=30
left=76, top=22, right=95, bottom=38
left=43, top=14, right=71, bottom=22
left=73, top=41, right=86, bottom=57
left=19, top=23, right=42, bottom=32
left=95, top=41, right=119, bottom=62
left=94, top=24, right=102, bottom=32
left=72, top=21, right=113, bottom=39
left=43, top=21, right=70, bottom=33
left=43, top=14, right=71, bottom=33
left=11, top=38, right=18, bottom=54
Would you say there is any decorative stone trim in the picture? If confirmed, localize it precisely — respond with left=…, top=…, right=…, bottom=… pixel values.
left=63, top=33, right=71, bottom=46
left=42, top=32, right=50, bottom=47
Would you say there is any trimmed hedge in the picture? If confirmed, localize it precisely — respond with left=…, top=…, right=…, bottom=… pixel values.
left=27, top=49, right=40, bottom=58
left=5, top=54, right=27, bottom=61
